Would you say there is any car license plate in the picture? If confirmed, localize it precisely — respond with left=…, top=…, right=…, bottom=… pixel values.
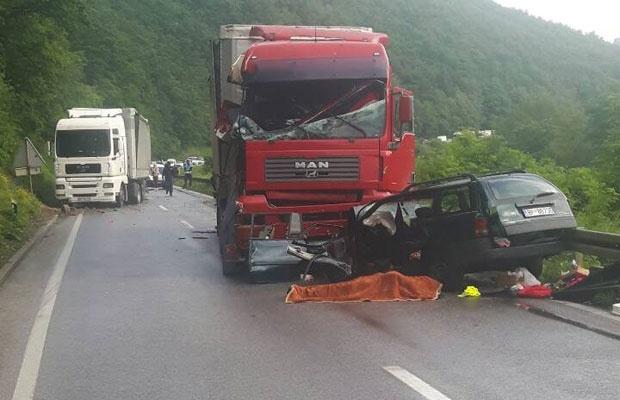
left=522, top=206, right=555, bottom=217
left=74, top=196, right=91, bottom=201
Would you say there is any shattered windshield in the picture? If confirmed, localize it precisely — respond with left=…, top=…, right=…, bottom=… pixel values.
left=237, top=79, right=386, bottom=140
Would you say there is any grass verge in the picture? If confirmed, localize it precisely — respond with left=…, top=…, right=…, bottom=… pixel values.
left=0, top=172, right=56, bottom=266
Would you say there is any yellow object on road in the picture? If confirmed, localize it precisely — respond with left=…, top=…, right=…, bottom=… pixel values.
left=458, top=285, right=481, bottom=298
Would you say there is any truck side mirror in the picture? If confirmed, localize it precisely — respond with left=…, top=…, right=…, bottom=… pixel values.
left=399, top=94, right=413, bottom=126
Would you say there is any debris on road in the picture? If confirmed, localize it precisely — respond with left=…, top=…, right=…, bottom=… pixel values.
left=285, top=271, right=441, bottom=304
left=458, top=286, right=481, bottom=298
left=553, top=260, right=620, bottom=306
left=517, top=285, right=552, bottom=298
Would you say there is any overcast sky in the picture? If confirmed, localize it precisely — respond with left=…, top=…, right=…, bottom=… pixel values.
left=494, top=0, right=620, bottom=42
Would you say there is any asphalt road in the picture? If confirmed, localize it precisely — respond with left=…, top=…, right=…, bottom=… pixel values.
left=1, top=188, right=619, bottom=400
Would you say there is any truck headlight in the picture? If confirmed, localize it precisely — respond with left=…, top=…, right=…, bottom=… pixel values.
left=103, top=182, right=114, bottom=189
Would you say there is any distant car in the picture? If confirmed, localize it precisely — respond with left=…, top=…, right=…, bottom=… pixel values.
left=166, top=158, right=177, bottom=166
left=356, top=171, right=577, bottom=289
left=187, top=156, right=205, bottom=166
left=147, top=163, right=164, bottom=187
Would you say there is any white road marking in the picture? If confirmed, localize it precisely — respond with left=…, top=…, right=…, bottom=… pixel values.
left=12, top=213, right=83, bottom=400
left=158, top=205, right=168, bottom=211
left=383, top=366, right=452, bottom=400
left=180, top=220, right=194, bottom=230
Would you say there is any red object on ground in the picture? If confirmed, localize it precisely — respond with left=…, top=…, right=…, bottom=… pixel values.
left=285, top=271, right=442, bottom=303
left=517, top=285, right=553, bottom=298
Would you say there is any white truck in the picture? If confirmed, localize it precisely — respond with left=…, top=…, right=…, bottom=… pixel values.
left=54, top=108, right=151, bottom=206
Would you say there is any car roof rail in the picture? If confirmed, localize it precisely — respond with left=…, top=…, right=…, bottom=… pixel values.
left=476, top=169, right=527, bottom=178
left=405, top=173, right=478, bottom=191
left=406, top=169, right=529, bottom=191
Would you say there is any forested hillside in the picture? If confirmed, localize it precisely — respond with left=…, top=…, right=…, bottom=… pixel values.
left=1, top=0, right=620, bottom=205
left=2, top=0, right=620, bottom=158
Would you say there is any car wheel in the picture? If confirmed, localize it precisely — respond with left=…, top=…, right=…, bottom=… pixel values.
left=526, top=258, right=544, bottom=279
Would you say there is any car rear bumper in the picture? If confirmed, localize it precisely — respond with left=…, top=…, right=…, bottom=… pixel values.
left=430, top=238, right=564, bottom=271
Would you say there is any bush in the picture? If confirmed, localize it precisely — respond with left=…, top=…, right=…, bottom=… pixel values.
left=416, top=133, right=620, bottom=233
left=0, top=173, right=41, bottom=261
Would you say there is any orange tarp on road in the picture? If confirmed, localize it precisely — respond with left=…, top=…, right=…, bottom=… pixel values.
left=285, top=271, right=442, bottom=304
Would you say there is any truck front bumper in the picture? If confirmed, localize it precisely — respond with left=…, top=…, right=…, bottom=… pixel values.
left=55, top=176, right=125, bottom=203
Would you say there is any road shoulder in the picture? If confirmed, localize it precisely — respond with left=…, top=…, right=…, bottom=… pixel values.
left=0, top=211, right=58, bottom=286
left=516, top=298, right=620, bottom=340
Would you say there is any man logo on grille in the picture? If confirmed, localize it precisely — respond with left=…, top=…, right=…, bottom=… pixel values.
left=305, top=170, right=319, bottom=178
left=294, top=161, right=329, bottom=169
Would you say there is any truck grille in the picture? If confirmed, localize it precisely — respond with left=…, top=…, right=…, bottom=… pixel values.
left=65, top=163, right=101, bottom=174
left=265, top=157, right=359, bottom=182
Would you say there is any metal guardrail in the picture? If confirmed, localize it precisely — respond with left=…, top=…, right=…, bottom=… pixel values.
left=565, top=228, right=620, bottom=259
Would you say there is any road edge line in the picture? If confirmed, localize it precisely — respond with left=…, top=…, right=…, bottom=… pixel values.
left=0, top=214, right=59, bottom=287
left=11, top=213, right=83, bottom=400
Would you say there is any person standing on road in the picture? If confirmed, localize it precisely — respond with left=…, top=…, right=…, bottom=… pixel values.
left=163, top=161, right=175, bottom=196
left=150, top=163, right=159, bottom=189
left=183, top=159, right=193, bottom=189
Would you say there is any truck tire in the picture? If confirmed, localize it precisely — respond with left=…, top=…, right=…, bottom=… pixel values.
left=128, top=181, right=141, bottom=204
left=115, top=184, right=127, bottom=208
left=135, top=182, right=143, bottom=203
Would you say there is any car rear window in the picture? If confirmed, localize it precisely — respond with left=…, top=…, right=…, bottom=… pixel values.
left=487, top=176, right=558, bottom=200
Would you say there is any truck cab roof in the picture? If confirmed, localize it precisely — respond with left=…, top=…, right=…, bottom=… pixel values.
left=56, top=116, right=123, bottom=131
left=242, top=41, right=389, bottom=83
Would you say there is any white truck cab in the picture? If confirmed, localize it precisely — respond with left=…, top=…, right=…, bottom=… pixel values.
left=54, top=108, right=151, bottom=206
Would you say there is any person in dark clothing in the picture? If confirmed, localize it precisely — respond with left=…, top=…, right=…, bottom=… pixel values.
left=162, top=161, right=175, bottom=196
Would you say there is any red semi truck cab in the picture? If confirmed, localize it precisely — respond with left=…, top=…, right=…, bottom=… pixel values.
left=211, top=25, right=415, bottom=275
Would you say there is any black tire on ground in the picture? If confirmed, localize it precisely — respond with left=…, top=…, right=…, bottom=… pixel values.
left=115, top=184, right=127, bottom=208
left=525, top=258, right=544, bottom=279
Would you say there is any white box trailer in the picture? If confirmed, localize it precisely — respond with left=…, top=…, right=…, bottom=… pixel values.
left=54, top=108, right=151, bottom=206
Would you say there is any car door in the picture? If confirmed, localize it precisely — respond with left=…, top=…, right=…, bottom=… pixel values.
left=428, top=185, right=477, bottom=243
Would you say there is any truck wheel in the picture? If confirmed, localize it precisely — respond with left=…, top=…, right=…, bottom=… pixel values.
left=115, top=184, right=127, bottom=208
left=135, top=183, right=143, bottom=203
left=128, top=181, right=141, bottom=204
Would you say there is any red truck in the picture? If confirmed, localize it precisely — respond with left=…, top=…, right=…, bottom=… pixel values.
left=211, top=25, right=415, bottom=276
